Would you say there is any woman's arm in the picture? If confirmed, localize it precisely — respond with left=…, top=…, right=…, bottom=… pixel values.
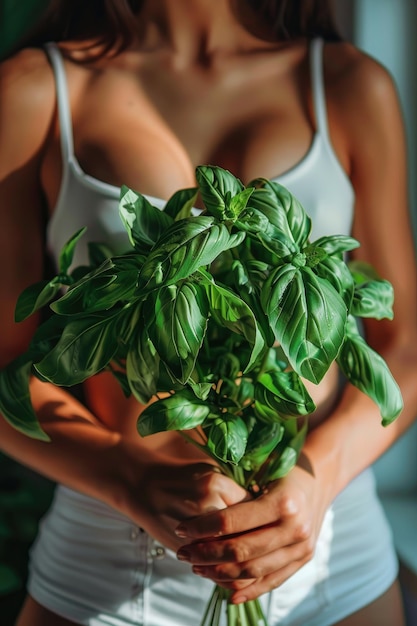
left=173, top=47, right=417, bottom=602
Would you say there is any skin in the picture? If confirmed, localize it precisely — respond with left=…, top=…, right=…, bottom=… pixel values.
left=0, top=0, right=416, bottom=624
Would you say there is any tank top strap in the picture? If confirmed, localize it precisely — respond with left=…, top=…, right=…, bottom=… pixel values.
left=310, top=38, right=330, bottom=141
left=44, top=42, right=75, bottom=164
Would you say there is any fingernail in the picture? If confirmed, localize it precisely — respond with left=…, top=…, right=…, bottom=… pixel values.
left=177, top=549, right=190, bottom=561
left=175, top=526, right=188, bottom=538
left=232, top=596, right=248, bottom=605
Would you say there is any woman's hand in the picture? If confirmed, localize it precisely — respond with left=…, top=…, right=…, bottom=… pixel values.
left=174, top=459, right=331, bottom=602
left=118, top=440, right=248, bottom=552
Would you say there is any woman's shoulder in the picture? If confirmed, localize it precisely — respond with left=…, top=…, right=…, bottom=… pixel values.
left=1, top=46, right=55, bottom=94
left=0, top=48, right=56, bottom=162
left=322, top=40, right=403, bottom=165
left=323, top=40, right=400, bottom=120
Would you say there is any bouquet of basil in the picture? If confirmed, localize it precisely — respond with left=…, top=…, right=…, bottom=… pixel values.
left=0, top=166, right=403, bottom=626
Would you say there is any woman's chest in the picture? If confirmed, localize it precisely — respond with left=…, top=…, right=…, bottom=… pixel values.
left=44, top=48, right=319, bottom=206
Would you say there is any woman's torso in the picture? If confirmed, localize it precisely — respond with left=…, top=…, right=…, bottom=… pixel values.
left=40, top=37, right=354, bottom=448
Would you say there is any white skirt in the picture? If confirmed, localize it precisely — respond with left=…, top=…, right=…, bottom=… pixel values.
left=27, top=468, right=398, bottom=626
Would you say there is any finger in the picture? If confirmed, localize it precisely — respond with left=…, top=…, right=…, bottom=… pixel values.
left=229, top=556, right=312, bottom=604
left=177, top=516, right=311, bottom=565
left=175, top=490, right=298, bottom=540
left=191, top=537, right=313, bottom=584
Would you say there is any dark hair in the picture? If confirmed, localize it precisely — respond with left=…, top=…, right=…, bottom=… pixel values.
left=247, top=0, right=341, bottom=41
left=14, top=0, right=341, bottom=59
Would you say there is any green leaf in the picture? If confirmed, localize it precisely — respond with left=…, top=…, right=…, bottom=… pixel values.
left=254, top=398, right=280, bottom=424
left=337, top=316, right=403, bottom=425
left=248, top=180, right=311, bottom=248
left=29, top=314, right=74, bottom=364
left=119, top=185, right=173, bottom=249
left=188, top=381, right=213, bottom=401
left=205, top=413, right=248, bottom=464
left=0, top=356, right=49, bottom=441
left=163, top=187, right=199, bottom=220
left=15, top=278, right=62, bottom=322
left=217, top=352, right=241, bottom=380
left=58, top=227, right=87, bottom=274
left=351, top=280, right=394, bottom=320
left=126, top=327, right=159, bottom=403
left=236, top=207, right=298, bottom=259
left=348, top=260, right=382, bottom=284
left=255, top=370, right=315, bottom=418
left=241, top=421, right=284, bottom=472
left=230, top=259, right=268, bottom=293
left=265, top=419, right=308, bottom=482
left=228, top=187, right=255, bottom=218
left=52, top=255, right=142, bottom=315
left=262, top=265, right=347, bottom=383
left=137, top=389, right=211, bottom=436
left=203, top=281, right=265, bottom=372
left=144, top=282, right=209, bottom=384
left=312, top=255, right=355, bottom=309
left=195, top=165, right=244, bottom=220
left=312, top=235, right=360, bottom=256
left=87, top=241, right=114, bottom=267
left=138, top=217, right=245, bottom=292
left=34, top=308, right=125, bottom=385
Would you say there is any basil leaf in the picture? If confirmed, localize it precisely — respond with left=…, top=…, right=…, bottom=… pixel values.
left=138, top=217, right=245, bottom=292
left=231, top=259, right=269, bottom=293
left=312, top=255, right=355, bottom=309
left=202, top=281, right=265, bottom=372
left=255, top=370, right=315, bottom=418
left=15, top=279, right=62, bottom=322
left=348, top=260, right=382, bottom=284
left=119, top=185, right=173, bottom=249
left=337, top=316, right=403, bottom=425
left=248, top=180, right=311, bottom=248
left=144, top=282, right=209, bottom=384
left=52, top=255, right=142, bottom=315
left=312, top=235, right=360, bottom=256
left=137, top=389, right=211, bottom=436
left=163, top=187, right=199, bottom=220
left=188, top=381, right=213, bottom=401
left=241, top=421, right=284, bottom=472
left=195, top=165, right=244, bottom=220
left=262, top=265, right=347, bottom=383
left=254, top=399, right=280, bottom=424
left=351, top=279, right=394, bottom=320
left=266, top=419, right=308, bottom=481
left=29, top=315, right=69, bottom=365
left=58, top=227, right=87, bottom=274
left=126, top=327, right=159, bottom=403
left=237, top=207, right=298, bottom=259
left=0, top=356, right=49, bottom=441
left=205, top=413, right=248, bottom=464
left=34, top=308, right=125, bottom=385
left=87, top=242, right=114, bottom=267
left=228, top=187, right=255, bottom=218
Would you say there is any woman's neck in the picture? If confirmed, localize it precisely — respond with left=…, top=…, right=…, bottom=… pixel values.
left=137, top=0, right=277, bottom=67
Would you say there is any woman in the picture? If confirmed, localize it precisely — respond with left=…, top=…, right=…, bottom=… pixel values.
left=0, top=1, right=416, bottom=624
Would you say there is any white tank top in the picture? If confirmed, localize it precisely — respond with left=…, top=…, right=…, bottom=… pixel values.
left=45, top=39, right=354, bottom=271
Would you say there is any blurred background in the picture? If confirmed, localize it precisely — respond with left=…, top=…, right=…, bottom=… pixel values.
left=0, top=0, right=416, bottom=624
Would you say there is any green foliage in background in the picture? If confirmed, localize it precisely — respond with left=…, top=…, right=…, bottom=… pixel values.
left=0, top=0, right=48, bottom=59
left=0, top=453, right=54, bottom=622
